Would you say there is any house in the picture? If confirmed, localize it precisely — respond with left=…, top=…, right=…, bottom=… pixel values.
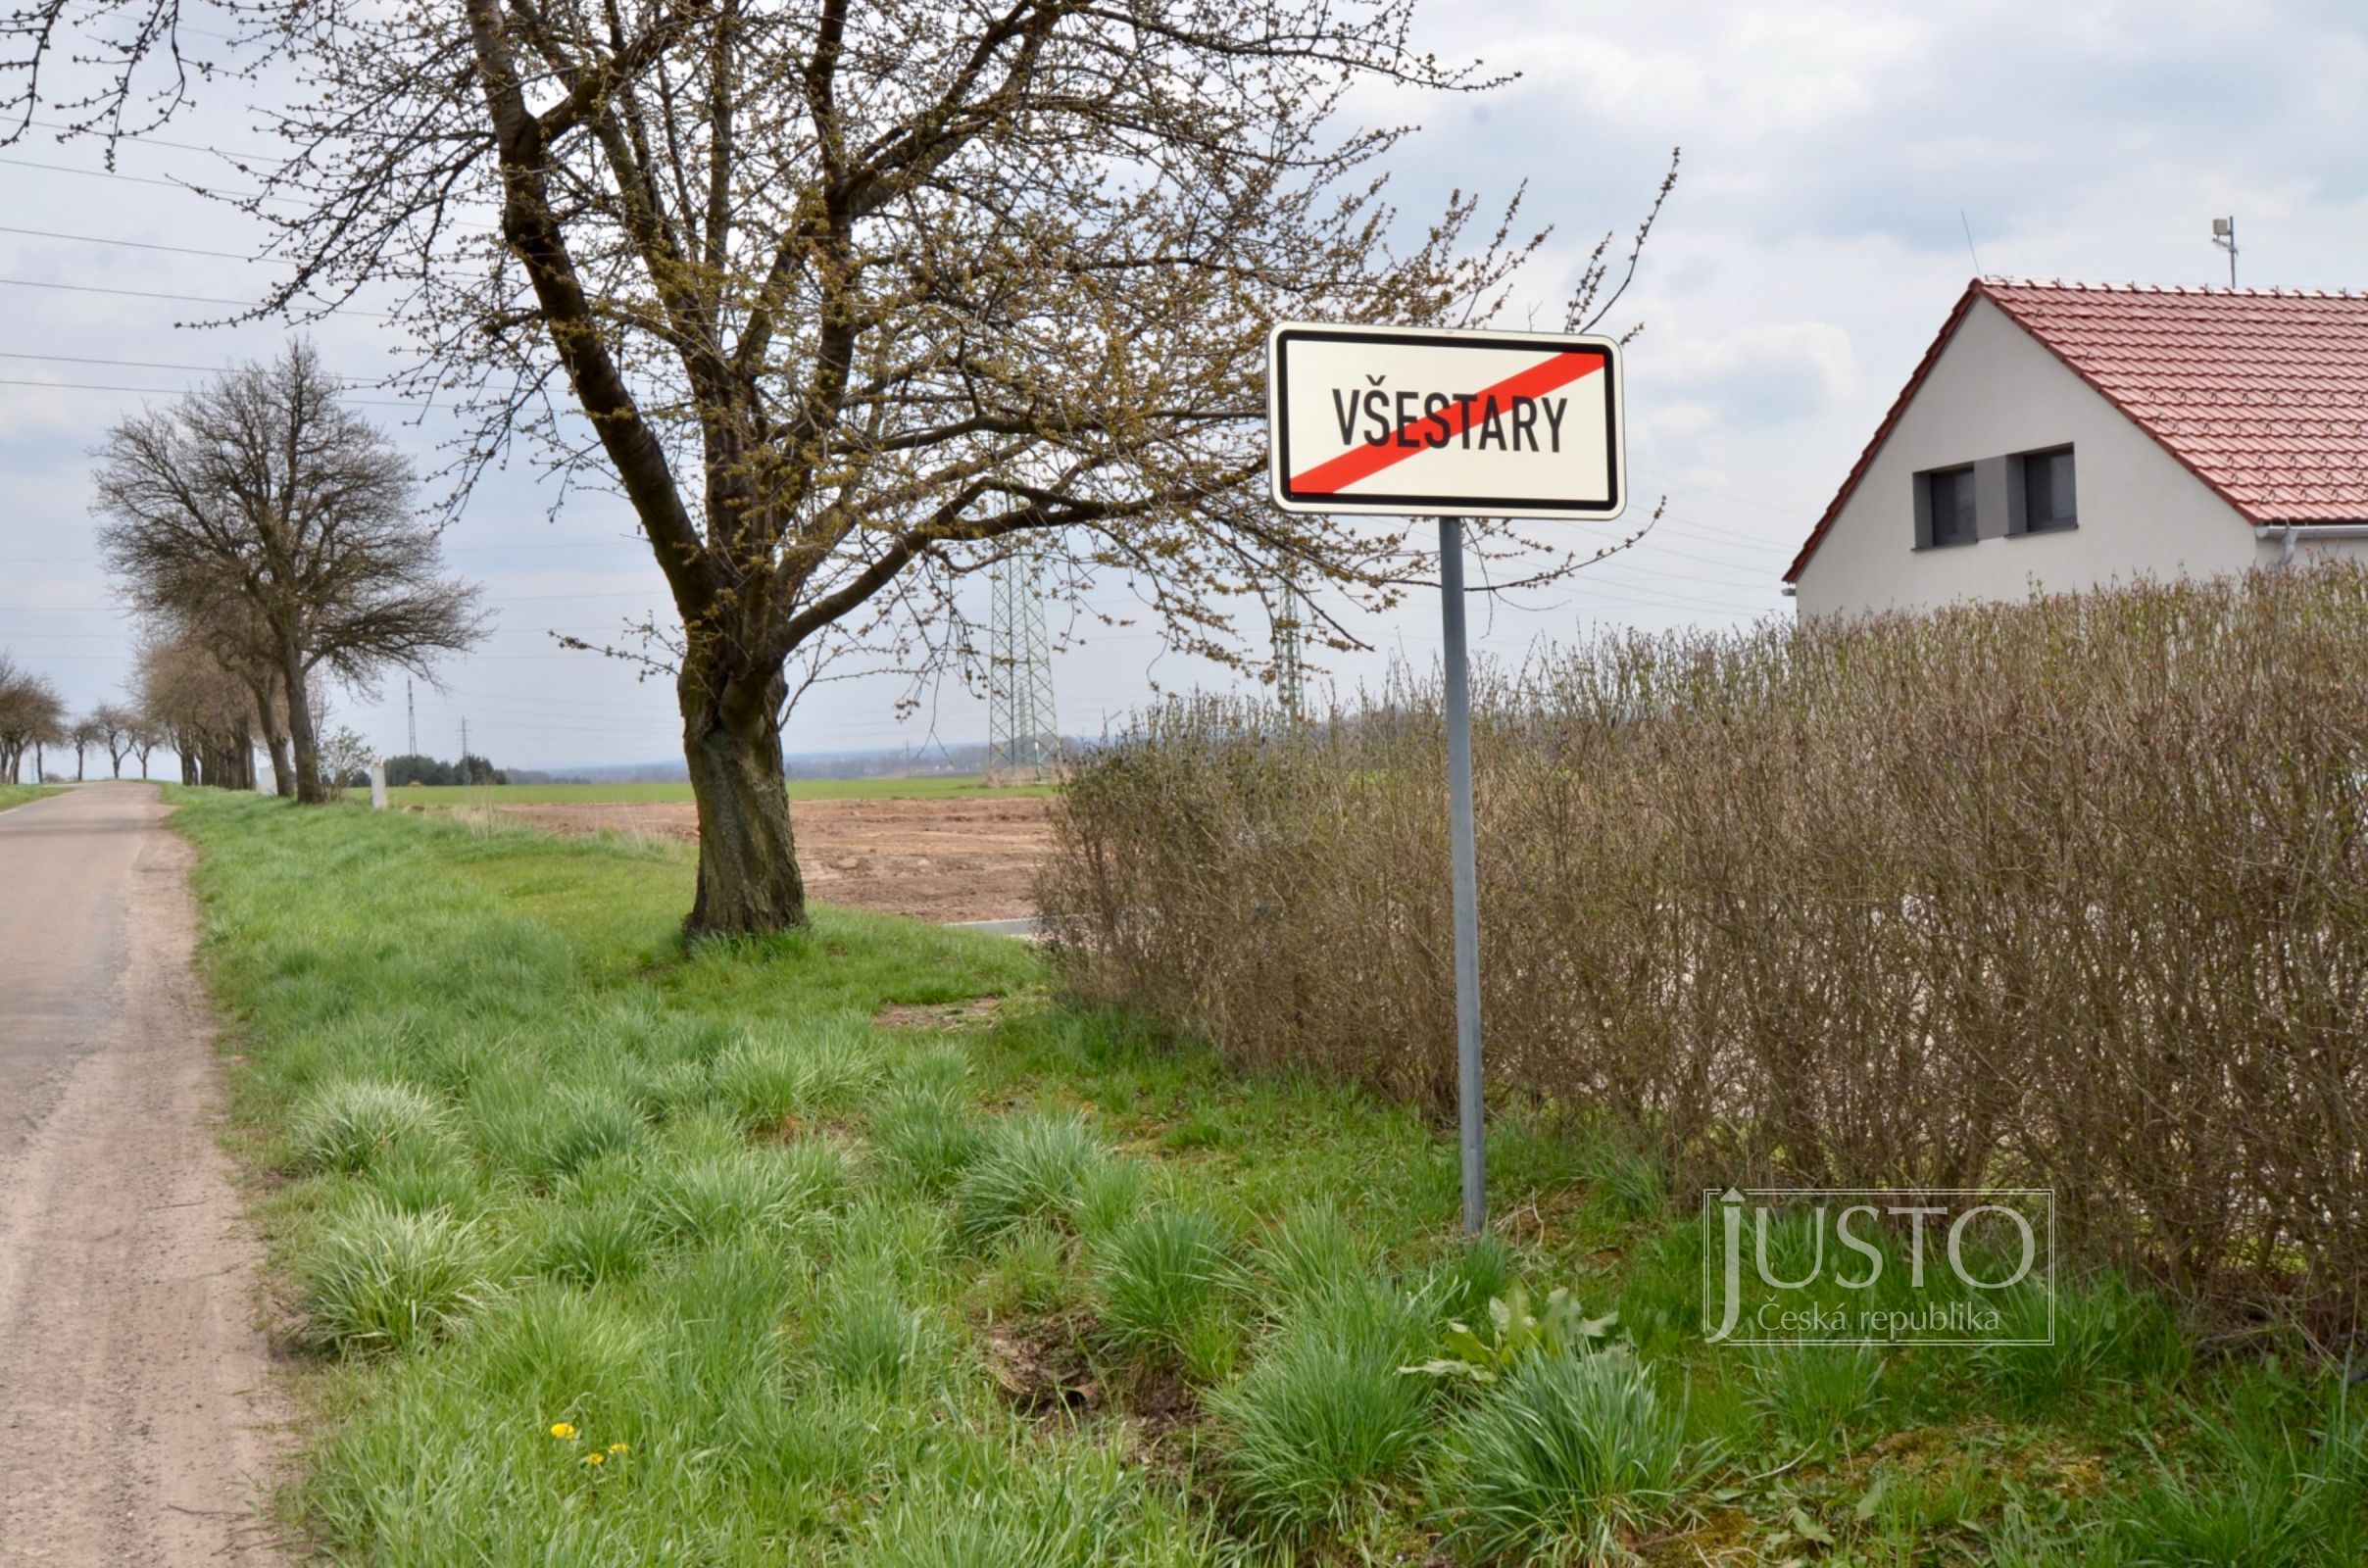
left=1784, top=279, right=2368, bottom=616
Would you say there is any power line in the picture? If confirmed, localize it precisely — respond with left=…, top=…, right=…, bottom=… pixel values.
left=1631, top=466, right=1820, bottom=519
left=0, top=274, right=257, bottom=309
left=0, top=152, right=286, bottom=203
left=0, top=222, right=288, bottom=264
left=22, top=115, right=282, bottom=159
left=0, top=374, right=417, bottom=406
left=0, top=349, right=362, bottom=378
left=0, top=273, right=389, bottom=318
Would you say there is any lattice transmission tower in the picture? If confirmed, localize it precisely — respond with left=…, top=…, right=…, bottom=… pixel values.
left=1273, top=576, right=1307, bottom=720
left=987, top=546, right=1061, bottom=781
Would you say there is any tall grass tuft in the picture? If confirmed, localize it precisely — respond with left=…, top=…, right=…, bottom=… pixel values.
left=527, top=1191, right=655, bottom=1287
left=811, top=1287, right=944, bottom=1395
left=1974, top=1271, right=2190, bottom=1413
left=1208, top=1277, right=1434, bottom=1544
left=2116, top=1375, right=2368, bottom=1568
left=846, top=1442, right=1207, bottom=1568
left=953, top=1111, right=1109, bottom=1244
left=285, top=1077, right=455, bottom=1175
left=638, top=1142, right=842, bottom=1248
left=468, top=1073, right=643, bottom=1187
left=1255, top=1201, right=1371, bottom=1309
left=1429, top=1343, right=1692, bottom=1564
left=300, top=1197, right=502, bottom=1354
left=870, top=1083, right=987, bottom=1196
left=1096, top=1203, right=1239, bottom=1375
left=1745, top=1344, right=1886, bottom=1456
left=712, top=1016, right=884, bottom=1130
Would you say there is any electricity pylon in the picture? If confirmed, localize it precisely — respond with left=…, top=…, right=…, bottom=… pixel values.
left=1274, top=576, right=1307, bottom=720
left=987, top=545, right=1061, bottom=782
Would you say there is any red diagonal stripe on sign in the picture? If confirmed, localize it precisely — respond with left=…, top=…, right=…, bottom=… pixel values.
left=1288, top=349, right=1606, bottom=495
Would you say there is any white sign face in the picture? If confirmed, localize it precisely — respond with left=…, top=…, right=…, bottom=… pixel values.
left=1266, top=322, right=1625, bottom=520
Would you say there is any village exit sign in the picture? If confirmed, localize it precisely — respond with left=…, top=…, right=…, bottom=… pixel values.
left=1265, top=322, right=1626, bottom=520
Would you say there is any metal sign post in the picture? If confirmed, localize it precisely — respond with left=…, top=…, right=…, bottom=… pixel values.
left=1437, top=514, right=1487, bottom=1234
left=1266, top=321, right=1627, bottom=1236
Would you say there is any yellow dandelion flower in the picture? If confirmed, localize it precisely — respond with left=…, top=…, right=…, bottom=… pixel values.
left=549, top=1422, right=576, bottom=1441
left=607, top=1443, right=629, bottom=1455
left=582, top=1450, right=606, bottom=1466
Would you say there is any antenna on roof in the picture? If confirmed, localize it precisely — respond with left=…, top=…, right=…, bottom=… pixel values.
left=1959, top=210, right=1983, bottom=277
left=2211, top=216, right=2238, bottom=288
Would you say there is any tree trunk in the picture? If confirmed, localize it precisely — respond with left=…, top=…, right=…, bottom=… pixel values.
left=242, top=674, right=297, bottom=798
left=678, top=659, right=806, bottom=940
left=75, top=749, right=85, bottom=782
left=281, top=641, right=326, bottom=804
left=266, top=729, right=295, bottom=796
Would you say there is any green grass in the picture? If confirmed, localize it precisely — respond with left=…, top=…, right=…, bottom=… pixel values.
left=168, top=788, right=2368, bottom=1565
left=0, top=783, right=64, bottom=811
left=387, top=772, right=1055, bottom=808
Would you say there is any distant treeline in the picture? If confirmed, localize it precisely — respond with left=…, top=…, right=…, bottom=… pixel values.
left=382, top=753, right=589, bottom=787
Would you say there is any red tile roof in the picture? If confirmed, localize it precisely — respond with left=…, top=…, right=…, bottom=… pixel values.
left=1784, top=279, right=2368, bottom=582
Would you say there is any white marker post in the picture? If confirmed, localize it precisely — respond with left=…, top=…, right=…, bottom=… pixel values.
left=369, top=758, right=388, bottom=810
left=1266, top=322, right=1626, bottom=1234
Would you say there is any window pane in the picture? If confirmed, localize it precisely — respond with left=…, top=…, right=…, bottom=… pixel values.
left=2025, top=449, right=2076, bottom=527
left=2046, top=451, right=2075, bottom=521
left=1930, top=467, right=1975, bottom=545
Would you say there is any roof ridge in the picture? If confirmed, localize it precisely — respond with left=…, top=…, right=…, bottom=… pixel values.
left=1978, top=275, right=2368, bottom=300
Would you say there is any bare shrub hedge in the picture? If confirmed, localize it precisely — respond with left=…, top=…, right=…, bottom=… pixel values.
left=1042, top=567, right=2368, bottom=1332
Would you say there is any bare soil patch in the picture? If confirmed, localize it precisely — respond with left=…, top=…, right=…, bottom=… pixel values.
left=984, top=1316, right=1100, bottom=1416
left=431, top=794, right=1054, bottom=923
left=874, top=995, right=1009, bottom=1031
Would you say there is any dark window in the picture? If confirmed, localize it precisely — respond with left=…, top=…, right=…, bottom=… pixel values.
left=1925, top=466, right=1977, bottom=548
left=2020, top=446, right=2077, bottom=531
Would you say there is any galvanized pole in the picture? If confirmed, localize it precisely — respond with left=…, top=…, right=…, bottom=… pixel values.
left=1438, top=514, right=1487, bottom=1235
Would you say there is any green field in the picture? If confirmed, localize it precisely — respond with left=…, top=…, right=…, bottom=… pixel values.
left=0, top=783, right=63, bottom=812
left=169, top=790, right=2367, bottom=1565
left=388, top=773, right=1054, bottom=808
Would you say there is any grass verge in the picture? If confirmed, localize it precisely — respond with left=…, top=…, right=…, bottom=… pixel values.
left=0, top=782, right=64, bottom=811
left=173, top=789, right=2367, bottom=1565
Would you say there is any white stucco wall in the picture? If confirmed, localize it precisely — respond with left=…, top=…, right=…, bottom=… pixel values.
left=1791, top=296, right=2358, bottom=617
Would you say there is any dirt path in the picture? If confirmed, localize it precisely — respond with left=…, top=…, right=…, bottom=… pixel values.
left=0, top=784, right=289, bottom=1564
left=434, top=794, right=1056, bottom=923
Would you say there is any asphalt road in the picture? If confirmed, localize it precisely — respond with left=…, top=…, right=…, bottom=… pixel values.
left=0, top=784, right=287, bottom=1564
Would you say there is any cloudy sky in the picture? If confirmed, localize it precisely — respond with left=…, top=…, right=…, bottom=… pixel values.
left=3, top=1, right=2361, bottom=772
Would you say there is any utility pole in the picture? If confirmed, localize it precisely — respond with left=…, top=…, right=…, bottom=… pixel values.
left=2212, top=216, right=2239, bottom=288
left=407, top=679, right=418, bottom=756
left=986, top=544, right=1060, bottom=782
left=1274, top=574, right=1307, bottom=720
left=460, top=715, right=469, bottom=769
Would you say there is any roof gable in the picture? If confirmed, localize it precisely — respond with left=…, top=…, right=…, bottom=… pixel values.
left=1786, top=279, right=2368, bottom=582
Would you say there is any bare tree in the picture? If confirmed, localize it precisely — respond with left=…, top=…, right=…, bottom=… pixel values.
left=13, top=0, right=1671, bottom=937
left=128, top=715, right=161, bottom=780
left=87, top=703, right=136, bottom=778
left=94, top=344, right=491, bottom=805
left=0, top=655, right=67, bottom=784
left=133, top=628, right=261, bottom=790
left=70, top=715, right=98, bottom=781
